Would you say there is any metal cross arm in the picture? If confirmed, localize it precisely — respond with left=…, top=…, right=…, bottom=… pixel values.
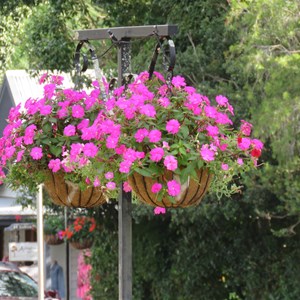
left=74, top=24, right=178, bottom=41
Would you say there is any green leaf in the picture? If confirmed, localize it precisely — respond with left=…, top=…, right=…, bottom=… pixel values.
left=180, top=125, right=189, bottom=138
left=49, top=145, right=62, bottom=157
left=135, top=168, right=153, bottom=177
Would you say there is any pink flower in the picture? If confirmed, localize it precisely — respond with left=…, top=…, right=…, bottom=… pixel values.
left=153, top=71, right=165, bottom=82
left=162, top=141, right=170, bottom=150
left=238, top=137, right=251, bottom=150
left=16, top=150, right=24, bottom=162
left=166, top=119, right=180, bottom=134
left=48, top=159, right=61, bottom=172
left=139, top=104, right=156, bottom=117
left=40, top=105, right=52, bottom=115
left=158, top=97, right=170, bottom=107
left=151, top=183, right=162, bottom=193
left=149, top=147, right=164, bottom=162
left=206, top=125, right=219, bottom=137
left=30, top=147, right=43, bottom=160
left=148, top=130, right=162, bottom=143
left=237, top=158, right=244, bottom=165
left=105, top=172, right=114, bottom=179
left=134, top=128, right=149, bottom=142
left=200, top=144, right=215, bottom=162
left=251, top=139, right=264, bottom=150
left=123, top=181, right=132, bottom=192
left=106, top=135, right=119, bottom=149
left=44, top=84, right=56, bottom=99
left=240, top=120, right=252, bottom=136
left=204, top=106, right=217, bottom=119
left=5, top=146, right=15, bottom=159
left=119, top=160, right=132, bottom=173
left=63, top=125, right=76, bottom=136
left=215, top=112, right=233, bottom=125
left=167, top=180, right=181, bottom=196
left=93, top=177, right=100, bottom=187
left=72, top=105, right=85, bottom=118
left=171, top=75, right=186, bottom=88
left=221, top=163, right=229, bottom=171
left=83, top=143, right=98, bottom=158
left=164, top=155, right=178, bottom=171
left=106, top=182, right=116, bottom=190
left=215, top=95, right=228, bottom=106
left=154, top=207, right=166, bottom=215
left=39, top=73, right=48, bottom=84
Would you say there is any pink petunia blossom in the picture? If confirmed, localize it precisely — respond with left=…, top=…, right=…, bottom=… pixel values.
left=48, top=159, right=61, bottom=172
left=5, top=146, right=16, bottom=159
left=40, top=105, right=52, bottom=115
left=162, top=141, right=170, bottom=150
left=70, top=143, right=83, bottom=159
left=204, top=106, right=218, bottom=119
left=123, top=181, right=132, bottom=192
left=251, top=139, right=264, bottom=150
left=149, top=147, right=164, bottom=162
left=139, top=104, right=156, bottom=117
left=93, top=177, right=100, bottom=187
left=134, top=128, right=149, bottom=143
left=206, top=125, right=219, bottom=137
left=30, top=147, right=43, bottom=160
left=237, top=158, right=244, bottom=165
left=158, top=97, right=170, bottom=107
left=200, top=144, right=215, bottom=162
left=106, top=181, right=116, bottom=190
left=105, top=172, right=114, bottom=179
left=16, top=150, right=24, bottom=162
left=238, top=137, right=251, bottom=151
left=166, top=119, right=180, bottom=134
left=151, top=183, right=162, bottom=193
left=164, top=155, right=178, bottom=171
left=215, top=95, right=228, bottom=106
left=63, top=125, right=76, bottom=136
left=171, top=75, right=186, bottom=88
left=167, top=180, right=181, bottom=196
left=71, top=105, right=85, bottom=118
left=148, top=130, right=162, bottom=143
left=154, top=207, right=166, bottom=214
left=83, top=143, right=98, bottom=158
left=240, top=120, right=252, bottom=136
left=106, top=135, right=119, bottom=149
left=43, top=84, right=56, bottom=99
left=221, top=163, right=229, bottom=171
left=119, top=160, right=132, bottom=173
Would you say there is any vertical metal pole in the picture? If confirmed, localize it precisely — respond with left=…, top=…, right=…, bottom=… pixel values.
left=37, top=184, right=45, bottom=300
left=64, top=207, right=70, bottom=300
left=118, top=38, right=132, bottom=300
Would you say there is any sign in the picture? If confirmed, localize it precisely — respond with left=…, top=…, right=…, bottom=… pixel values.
left=8, top=242, right=38, bottom=261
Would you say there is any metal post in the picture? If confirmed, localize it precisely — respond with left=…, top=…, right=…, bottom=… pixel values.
left=118, top=38, right=132, bottom=300
left=37, top=184, right=45, bottom=300
left=64, top=207, right=70, bottom=300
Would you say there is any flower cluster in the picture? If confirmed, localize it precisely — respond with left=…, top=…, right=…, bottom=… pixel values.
left=0, top=74, right=118, bottom=195
left=98, top=71, right=263, bottom=200
left=44, top=215, right=65, bottom=236
left=0, top=70, right=263, bottom=205
left=60, top=216, right=96, bottom=242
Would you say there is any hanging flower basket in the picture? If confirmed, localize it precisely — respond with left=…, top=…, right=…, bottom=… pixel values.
left=43, top=171, right=107, bottom=208
left=70, top=239, right=93, bottom=250
left=44, top=234, right=64, bottom=246
left=128, top=168, right=213, bottom=208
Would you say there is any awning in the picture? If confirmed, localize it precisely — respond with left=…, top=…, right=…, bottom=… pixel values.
left=4, top=222, right=36, bottom=231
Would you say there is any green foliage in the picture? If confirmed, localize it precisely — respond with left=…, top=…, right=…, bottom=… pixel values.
left=89, top=202, right=300, bottom=300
